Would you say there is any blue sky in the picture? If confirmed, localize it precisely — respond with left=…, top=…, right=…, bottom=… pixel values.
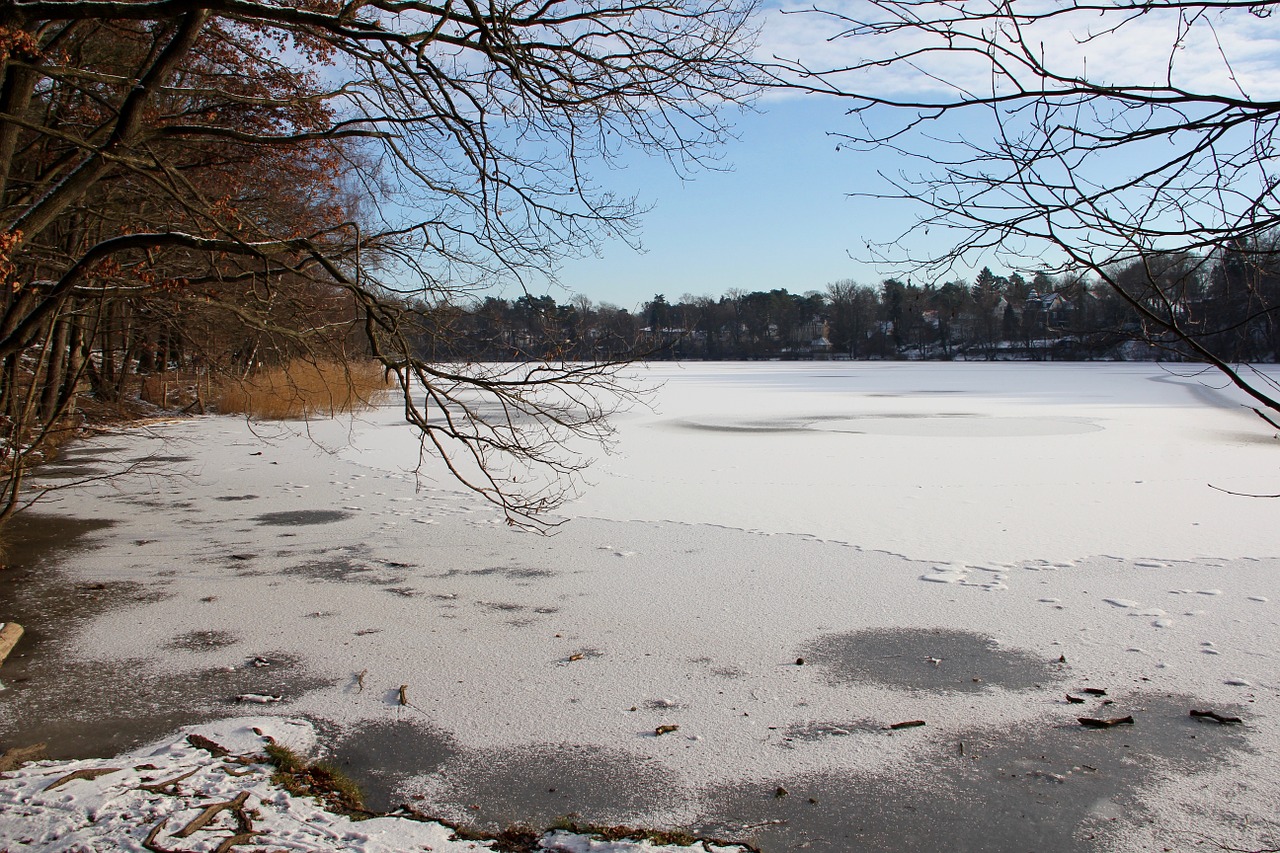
left=553, top=95, right=917, bottom=312
left=541, top=0, right=1280, bottom=313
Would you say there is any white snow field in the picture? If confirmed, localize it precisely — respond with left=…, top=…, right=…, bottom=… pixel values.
left=2, top=361, right=1279, bottom=852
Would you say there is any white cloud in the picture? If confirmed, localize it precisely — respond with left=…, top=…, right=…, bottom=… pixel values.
left=754, top=0, right=1280, bottom=101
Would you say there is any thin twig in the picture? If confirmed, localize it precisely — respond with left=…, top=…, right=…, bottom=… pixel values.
left=1208, top=484, right=1280, bottom=499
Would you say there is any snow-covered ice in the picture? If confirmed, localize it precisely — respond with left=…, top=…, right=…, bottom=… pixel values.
left=2, top=362, right=1279, bottom=852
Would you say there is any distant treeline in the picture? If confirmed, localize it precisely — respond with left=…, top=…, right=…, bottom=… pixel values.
left=416, top=249, right=1280, bottom=362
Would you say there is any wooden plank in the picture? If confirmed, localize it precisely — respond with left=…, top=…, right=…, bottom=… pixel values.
left=0, top=622, right=23, bottom=665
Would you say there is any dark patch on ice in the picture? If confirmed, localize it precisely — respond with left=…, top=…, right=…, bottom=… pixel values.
left=384, top=586, right=421, bottom=597
left=29, top=464, right=106, bottom=480
left=25, top=584, right=188, bottom=665
left=436, top=566, right=556, bottom=581
left=214, top=494, right=260, bottom=502
left=434, top=743, right=686, bottom=831
left=72, top=579, right=172, bottom=607
left=493, top=566, right=555, bottom=580
left=777, top=719, right=882, bottom=745
left=674, top=413, right=1101, bottom=438
left=1217, top=430, right=1280, bottom=446
left=801, top=628, right=1060, bottom=693
left=464, top=566, right=512, bottom=577
left=129, top=455, right=193, bottom=464
left=0, top=651, right=330, bottom=760
left=477, top=600, right=526, bottom=612
left=284, top=556, right=404, bottom=586
left=165, top=629, right=240, bottom=651
left=56, top=444, right=127, bottom=458
left=675, top=419, right=800, bottom=434
left=0, top=513, right=323, bottom=765
left=1, top=513, right=115, bottom=569
left=690, top=656, right=748, bottom=679
left=325, top=720, right=460, bottom=813
left=643, top=698, right=686, bottom=711
left=0, top=514, right=122, bottom=661
left=253, top=509, right=353, bottom=526
left=510, top=568, right=554, bottom=579
left=696, top=693, right=1252, bottom=853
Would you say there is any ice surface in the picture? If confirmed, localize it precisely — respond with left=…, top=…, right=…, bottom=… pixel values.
left=320, top=362, right=1280, bottom=564
left=4, top=362, right=1279, bottom=852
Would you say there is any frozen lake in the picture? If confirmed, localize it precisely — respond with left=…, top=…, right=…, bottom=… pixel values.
left=3, top=362, right=1278, bottom=852
left=344, top=361, right=1280, bottom=561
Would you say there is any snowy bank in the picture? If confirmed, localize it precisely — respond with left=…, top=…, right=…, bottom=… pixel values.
left=0, top=717, right=750, bottom=852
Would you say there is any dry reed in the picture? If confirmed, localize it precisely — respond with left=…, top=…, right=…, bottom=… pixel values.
left=212, top=360, right=390, bottom=420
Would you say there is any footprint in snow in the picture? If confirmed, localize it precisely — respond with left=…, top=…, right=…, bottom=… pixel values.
left=920, top=564, right=1006, bottom=591
left=921, top=565, right=970, bottom=584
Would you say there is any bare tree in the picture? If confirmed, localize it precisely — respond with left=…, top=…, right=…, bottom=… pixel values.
left=0, top=0, right=764, bottom=526
left=826, top=279, right=877, bottom=358
left=784, top=0, right=1280, bottom=419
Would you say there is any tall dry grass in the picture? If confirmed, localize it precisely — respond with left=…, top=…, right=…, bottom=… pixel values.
left=212, top=360, right=391, bottom=419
